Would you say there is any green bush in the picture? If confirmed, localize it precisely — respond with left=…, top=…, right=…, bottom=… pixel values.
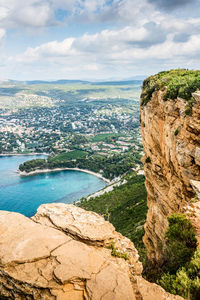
left=145, top=156, right=151, bottom=163
left=158, top=214, right=198, bottom=299
left=109, top=242, right=129, bottom=260
left=185, top=98, right=195, bottom=116
left=163, top=214, right=197, bottom=274
left=160, top=248, right=200, bottom=300
left=174, top=128, right=179, bottom=136
left=19, top=158, right=47, bottom=171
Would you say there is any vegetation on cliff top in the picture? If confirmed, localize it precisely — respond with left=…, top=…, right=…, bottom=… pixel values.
left=141, top=69, right=200, bottom=107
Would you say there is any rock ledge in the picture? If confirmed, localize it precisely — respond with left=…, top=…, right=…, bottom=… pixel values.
left=0, top=203, right=183, bottom=299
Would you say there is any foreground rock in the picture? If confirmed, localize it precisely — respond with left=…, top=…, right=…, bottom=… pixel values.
left=0, top=203, right=182, bottom=299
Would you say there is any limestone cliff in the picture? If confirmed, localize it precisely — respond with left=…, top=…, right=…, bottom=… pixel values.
left=140, top=75, right=200, bottom=261
left=0, top=203, right=182, bottom=299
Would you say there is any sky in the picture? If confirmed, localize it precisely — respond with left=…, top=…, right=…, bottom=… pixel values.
left=0, top=0, right=199, bottom=80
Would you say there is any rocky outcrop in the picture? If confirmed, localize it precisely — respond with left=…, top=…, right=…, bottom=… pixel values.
left=140, top=88, right=200, bottom=261
left=0, top=203, right=183, bottom=299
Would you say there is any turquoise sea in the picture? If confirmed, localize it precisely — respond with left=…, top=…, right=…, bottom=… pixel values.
left=0, top=155, right=106, bottom=217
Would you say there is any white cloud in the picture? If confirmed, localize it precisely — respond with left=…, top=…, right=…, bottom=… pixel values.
left=7, top=20, right=200, bottom=80
left=0, top=0, right=200, bottom=79
left=22, top=38, right=76, bottom=61
left=0, top=0, right=198, bottom=30
left=0, top=0, right=53, bottom=28
left=0, top=0, right=113, bottom=29
left=12, top=4, right=52, bottom=27
left=0, top=0, right=165, bottom=29
left=0, top=27, right=5, bottom=40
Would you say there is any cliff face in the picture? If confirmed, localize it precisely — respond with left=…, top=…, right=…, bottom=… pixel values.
left=0, top=203, right=183, bottom=300
left=140, top=87, right=200, bottom=261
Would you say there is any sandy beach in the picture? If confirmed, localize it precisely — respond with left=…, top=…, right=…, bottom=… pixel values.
left=19, top=167, right=111, bottom=184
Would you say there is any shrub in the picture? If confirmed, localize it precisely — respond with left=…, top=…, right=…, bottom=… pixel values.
left=109, top=242, right=129, bottom=260
left=160, top=248, right=200, bottom=300
left=158, top=214, right=198, bottom=299
left=185, top=107, right=192, bottom=115
left=174, top=128, right=179, bottom=136
left=163, top=214, right=197, bottom=274
left=145, top=156, right=151, bottom=163
left=185, top=98, right=194, bottom=116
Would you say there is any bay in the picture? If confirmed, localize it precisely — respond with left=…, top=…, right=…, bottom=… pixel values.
left=0, top=155, right=106, bottom=217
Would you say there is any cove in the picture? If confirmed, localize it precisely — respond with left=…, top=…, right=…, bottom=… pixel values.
left=0, top=155, right=106, bottom=217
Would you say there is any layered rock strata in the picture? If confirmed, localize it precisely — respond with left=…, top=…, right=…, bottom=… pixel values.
left=0, top=203, right=182, bottom=299
left=141, top=90, right=200, bottom=261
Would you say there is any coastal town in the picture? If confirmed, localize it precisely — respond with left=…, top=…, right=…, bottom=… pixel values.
left=0, top=81, right=142, bottom=156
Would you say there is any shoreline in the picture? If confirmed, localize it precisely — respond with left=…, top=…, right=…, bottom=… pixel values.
left=0, top=153, right=48, bottom=157
left=19, top=167, right=111, bottom=184
left=86, top=178, right=127, bottom=200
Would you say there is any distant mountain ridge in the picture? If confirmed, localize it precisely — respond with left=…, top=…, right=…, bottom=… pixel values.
left=91, top=80, right=142, bottom=86
left=5, top=79, right=143, bottom=85
left=9, top=79, right=89, bottom=85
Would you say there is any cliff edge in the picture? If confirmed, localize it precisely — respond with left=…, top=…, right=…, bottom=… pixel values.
left=0, top=203, right=182, bottom=299
left=140, top=70, right=200, bottom=261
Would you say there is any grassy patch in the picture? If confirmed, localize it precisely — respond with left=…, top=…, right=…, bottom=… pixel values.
left=92, top=133, right=121, bottom=142
left=109, top=242, right=129, bottom=260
